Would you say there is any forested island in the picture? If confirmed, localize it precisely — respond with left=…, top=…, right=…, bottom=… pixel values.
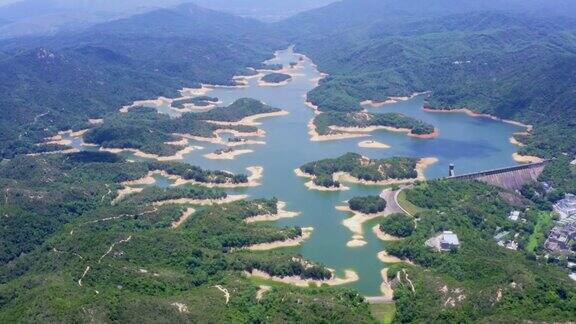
left=147, top=161, right=248, bottom=185
left=313, top=111, right=436, bottom=137
left=172, top=96, right=219, bottom=109
left=261, top=72, right=292, bottom=84
left=349, top=196, right=387, bottom=214
left=298, top=153, right=420, bottom=189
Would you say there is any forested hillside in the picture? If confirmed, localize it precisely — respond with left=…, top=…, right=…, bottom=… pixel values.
left=278, top=0, right=576, bottom=188
left=385, top=180, right=576, bottom=322
left=0, top=3, right=285, bottom=159
left=0, top=152, right=373, bottom=322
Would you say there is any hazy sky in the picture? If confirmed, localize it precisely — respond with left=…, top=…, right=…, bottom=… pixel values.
left=0, top=0, right=19, bottom=5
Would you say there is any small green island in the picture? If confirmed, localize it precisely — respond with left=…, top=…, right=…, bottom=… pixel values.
left=298, top=153, right=421, bottom=189
left=147, top=161, right=248, bottom=184
left=349, top=195, right=387, bottom=214
left=172, top=96, right=219, bottom=109
left=261, top=72, right=292, bottom=85
left=313, top=111, right=436, bottom=138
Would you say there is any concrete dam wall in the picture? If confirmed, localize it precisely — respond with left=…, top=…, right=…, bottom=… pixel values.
left=449, top=162, right=548, bottom=191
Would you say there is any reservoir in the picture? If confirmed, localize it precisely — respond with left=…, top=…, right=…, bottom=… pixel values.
left=70, top=47, right=524, bottom=295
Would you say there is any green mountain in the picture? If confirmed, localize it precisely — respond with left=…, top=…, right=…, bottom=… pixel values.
left=191, top=0, right=337, bottom=22
left=277, top=0, right=576, bottom=163
left=0, top=3, right=284, bottom=158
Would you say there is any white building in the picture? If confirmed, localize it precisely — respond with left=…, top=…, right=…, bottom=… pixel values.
left=440, top=231, right=460, bottom=251
left=505, top=241, right=519, bottom=251
left=508, top=211, right=520, bottom=222
left=554, top=194, right=576, bottom=220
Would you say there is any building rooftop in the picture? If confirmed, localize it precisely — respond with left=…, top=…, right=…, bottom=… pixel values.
left=509, top=211, right=520, bottom=221
left=441, top=231, right=460, bottom=246
left=554, top=194, right=576, bottom=219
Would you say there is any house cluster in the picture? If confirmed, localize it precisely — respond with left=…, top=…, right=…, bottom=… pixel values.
left=545, top=194, right=576, bottom=254
left=426, top=230, right=460, bottom=252
left=494, top=230, right=519, bottom=251
left=554, top=194, right=576, bottom=220
left=544, top=223, right=576, bottom=254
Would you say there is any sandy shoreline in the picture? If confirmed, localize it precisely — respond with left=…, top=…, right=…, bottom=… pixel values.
left=358, top=140, right=390, bottom=149
left=244, top=201, right=301, bottom=223
left=123, top=166, right=263, bottom=190
left=305, top=180, right=350, bottom=192
left=294, top=157, right=437, bottom=191
left=338, top=205, right=388, bottom=247
left=204, top=149, right=253, bottom=160
left=512, top=153, right=544, bottom=164
left=245, top=227, right=313, bottom=251
left=332, top=157, right=438, bottom=187
left=120, top=96, right=173, bottom=113
left=179, top=129, right=266, bottom=147
left=361, top=93, right=426, bottom=108
left=206, top=110, right=289, bottom=127
left=165, top=137, right=189, bottom=147
left=310, top=73, right=329, bottom=87
left=304, top=100, right=322, bottom=115
left=364, top=268, right=395, bottom=301
left=258, top=77, right=292, bottom=87
left=329, top=125, right=439, bottom=140
left=294, top=168, right=351, bottom=192
left=100, top=145, right=202, bottom=162
left=41, top=129, right=100, bottom=152
left=308, top=119, right=369, bottom=142
left=152, top=194, right=248, bottom=207
left=372, top=224, right=403, bottom=241
left=509, top=137, right=525, bottom=147
left=173, top=165, right=263, bottom=188
left=180, top=85, right=214, bottom=97
left=377, top=250, right=414, bottom=265
left=245, top=269, right=359, bottom=287
left=169, top=100, right=220, bottom=114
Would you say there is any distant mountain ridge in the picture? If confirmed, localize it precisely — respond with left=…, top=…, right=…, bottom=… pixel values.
left=0, top=0, right=187, bottom=38
left=0, top=0, right=339, bottom=38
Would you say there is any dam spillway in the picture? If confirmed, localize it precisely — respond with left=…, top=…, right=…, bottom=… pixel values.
left=449, top=161, right=548, bottom=191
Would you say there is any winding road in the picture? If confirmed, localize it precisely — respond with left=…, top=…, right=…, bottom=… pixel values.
left=379, top=188, right=409, bottom=216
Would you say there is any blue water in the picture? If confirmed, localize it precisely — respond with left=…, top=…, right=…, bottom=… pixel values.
left=66, top=47, right=523, bottom=295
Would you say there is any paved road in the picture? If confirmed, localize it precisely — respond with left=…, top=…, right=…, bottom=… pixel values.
left=380, top=188, right=407, bottom=215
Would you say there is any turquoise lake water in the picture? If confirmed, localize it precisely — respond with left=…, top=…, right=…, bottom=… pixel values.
left=69, top=47, right=524, bottom=295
